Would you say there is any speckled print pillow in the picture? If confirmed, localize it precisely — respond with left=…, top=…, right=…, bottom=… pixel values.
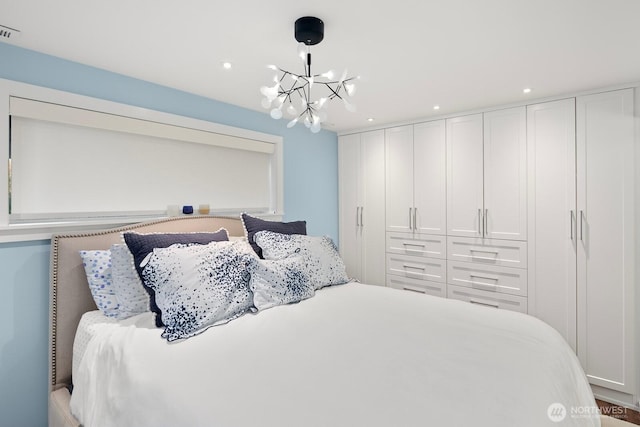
left=253, top=231, right=350, bottom=290
left=140, top=240, right=256, bottom=342
left=110, top=244, right=149, bottom=318
left=249, top=256, right=315, bottom=311
left=79, top=250, right=120, bottom=317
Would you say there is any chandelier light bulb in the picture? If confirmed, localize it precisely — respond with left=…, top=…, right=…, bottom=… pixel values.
left=345, top=83, right=356, bottom=97
left=267, top=64, right=277, bottom=71
left=270, top=108, right=283, bottom=120
left=286, top=104, right=298, bottom=116
left=317, top=97, right=328, bottom=109
left=297, top=43, right=307, bottom=61
left=261, top=98, right=272, bottom=109
left=321, top=70, right=334, bottom=79
left=287, top=117, right=299, bottom=128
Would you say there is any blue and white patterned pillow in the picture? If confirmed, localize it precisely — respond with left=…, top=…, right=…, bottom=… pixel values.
left=110, top=244, right=149, bottom=318
left=123, top=229, right=230, bottom=327
left=79, top=250, right=120, bottom=317
left=249, top=256, right=315, bottom=311
left=140, top=240, right=257, bottom=342
left=253, top=231, right=350, bottom=290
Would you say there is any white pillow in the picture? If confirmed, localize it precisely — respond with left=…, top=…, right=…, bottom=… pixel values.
left=253, top=231, right=350, bottom=290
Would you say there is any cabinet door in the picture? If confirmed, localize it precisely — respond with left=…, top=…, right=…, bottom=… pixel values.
left=413, top=120, right=446, bottom=234
left=483, top=107, right=527, bottom=241
left=385, top=125, right=414, bottom=232
left=526, top=99, right=576, bottom=350
left=338, top=133, right=362, bottom=280
left=360, top=130, right=386, bottom=285
left=576, top=88, right=635, bottom=393
left=446, top=114, right=484, bottom=237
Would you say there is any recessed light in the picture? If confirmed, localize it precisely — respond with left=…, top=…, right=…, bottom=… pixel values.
left=523, top=88, right=532, bottom=94
left=433, top=105, right=440, bottom=110
left=222, top=62, right=232, bottom=70
left=367, top=118, right=374, bottom=122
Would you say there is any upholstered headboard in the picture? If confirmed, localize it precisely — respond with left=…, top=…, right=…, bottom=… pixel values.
left=48, top=216, right=245, bottom=392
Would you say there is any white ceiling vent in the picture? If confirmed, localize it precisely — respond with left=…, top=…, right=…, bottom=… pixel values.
left=0, top=25, right=21, bottom=41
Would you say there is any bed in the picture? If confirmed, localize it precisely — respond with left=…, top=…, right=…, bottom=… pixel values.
left=49, top=216, right=600, bottom=427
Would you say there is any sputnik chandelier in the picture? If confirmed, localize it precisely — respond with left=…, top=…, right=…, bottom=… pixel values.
left=260, top=16, right=358, bottom=133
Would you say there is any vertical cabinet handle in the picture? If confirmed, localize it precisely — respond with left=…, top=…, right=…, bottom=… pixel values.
left=484, top=209, right=488, bottom=236
left=360, top=206, right=364, bottom=227
left=579, top=210, right=584, bottom=241
left=413, top=207, right=417, bottom=231
left=477, top=209, right=482, bottom=236
left=570, top=210, right=575, bottom=241
left=356, top=207, right=359, bottom=227
left=409, top=207, right=413, bottom=230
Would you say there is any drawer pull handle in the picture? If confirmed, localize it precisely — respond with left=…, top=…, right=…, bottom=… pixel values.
left=403, top=264, right=426, bottom=270
left=470, top=299, right=499, bottom=309
left=403, top=287, right=426, bottom=294
left=403, top=242, right=426, bottom=247
left=470, top=274, right=498, bottom=282
left=469, top=249, right=499, bottom=255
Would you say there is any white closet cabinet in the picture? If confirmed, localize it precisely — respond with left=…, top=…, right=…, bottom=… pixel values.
left=446, top=114, right=484, bottom=237
left=528, top=89, right=637, bottom=404
left=385, top=121, right=447, bottom=297
left=483, top=108, right=527, bottom=240
left=527, top=98, right=577, bottom=351
left=446, top=108, right=527, bottom=241
left=338, top=130, right=386, bottom=286
left=576, top=89, right=636, bottom=396
left=384, top=121, right=446, bottom=234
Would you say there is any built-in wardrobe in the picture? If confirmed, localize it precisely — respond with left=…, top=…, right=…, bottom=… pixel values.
left=338, top=86, right=638, bottom=408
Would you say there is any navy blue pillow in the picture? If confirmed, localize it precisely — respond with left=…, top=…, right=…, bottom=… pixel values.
left=123, top=229, right=229, bottom=327
left=241, top=213, right=307, bottom=258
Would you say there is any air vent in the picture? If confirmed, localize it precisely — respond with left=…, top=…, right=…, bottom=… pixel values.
left=0, top=25, right=20, bottom=41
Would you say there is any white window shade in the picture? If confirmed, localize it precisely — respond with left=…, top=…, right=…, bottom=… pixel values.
left=8, top=96, right=280, bottom=222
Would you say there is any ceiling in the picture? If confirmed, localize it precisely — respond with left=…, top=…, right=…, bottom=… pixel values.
left=2, top=0, right=640, bottom=133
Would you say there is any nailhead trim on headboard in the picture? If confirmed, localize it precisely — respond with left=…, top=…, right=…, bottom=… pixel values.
left=49, top=215, right=243, bottom=388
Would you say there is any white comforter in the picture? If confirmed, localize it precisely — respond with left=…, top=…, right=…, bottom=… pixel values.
left=71, top=283, right=599, bottom=427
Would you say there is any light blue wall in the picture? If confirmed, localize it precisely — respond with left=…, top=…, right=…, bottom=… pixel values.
left=0, top=42, right=338, bottom=426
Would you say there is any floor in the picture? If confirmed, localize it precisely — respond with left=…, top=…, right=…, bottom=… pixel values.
left=598, top=400, right=640, bottom=426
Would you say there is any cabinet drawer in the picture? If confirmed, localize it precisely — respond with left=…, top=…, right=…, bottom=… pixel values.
left=386, top=254, right=446, bottom=283
left=447, top=237, right=527, bottom=268
left=447, top=284, right=527, bottom=313
left=386, top=275, right=446, bottom=298
left=447, top=261, right=527, bottom=297
left=386, top=232, right=446, bottom=259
